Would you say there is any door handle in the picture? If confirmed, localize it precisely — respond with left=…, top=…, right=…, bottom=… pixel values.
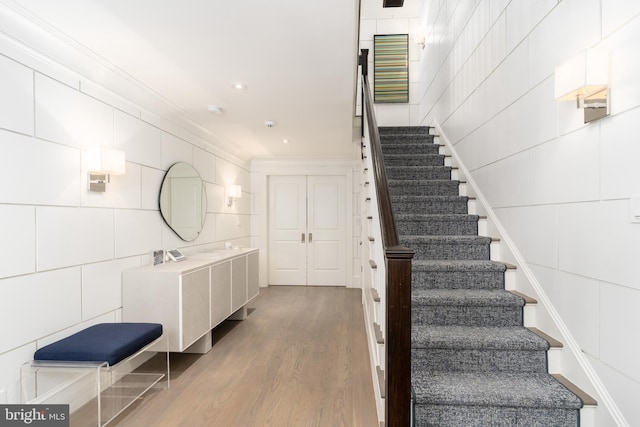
left=309, top=233, right=313, bottom=243
left=301, top=233, right=305, bottom=243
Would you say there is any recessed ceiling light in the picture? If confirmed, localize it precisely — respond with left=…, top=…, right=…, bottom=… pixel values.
left=283, top=139, right=289, bottom=144
left=232, top=82, right=247, bottom=90
left=207, top=105, right=223, bottom=114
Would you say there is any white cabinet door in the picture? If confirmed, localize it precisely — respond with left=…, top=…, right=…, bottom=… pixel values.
left=231, top=257, right=248, bottom=312
left=180, top=267, right=210, bottom=349
left=248, top=251, right=260, bottom=299
left=268, top=175, right=346, bottom=286
left=211, top=261, right=231, bottom=327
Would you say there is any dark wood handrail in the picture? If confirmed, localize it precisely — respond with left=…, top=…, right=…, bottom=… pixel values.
left=360, top=48, right=414, bottom=427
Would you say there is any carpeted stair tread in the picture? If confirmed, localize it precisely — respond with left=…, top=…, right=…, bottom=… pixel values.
left=412, top=289, right=524, bottom=307
left=386, top=165, right=451, bottom=180
left=412, top=289, right=524, bottom=327
left=383, top=154, right=445, bottom=166
left=389, top=180, right=460, bottom=196
left=412, top=372, right=583, bottom=409
left=380, top=143, right=440, bottom=155
left=412, top=260, right=507, bottom=290
left=391, top=195, right=470, bottom=215
left=396, top=213, right=478, bottom=222
left=404, top=235, right=491, bottom=261
left=412, top=260, right=506, bottom=272
left=412, top=325, right=549, bottom=351
left=378, top=126, right=430, bottom=136
left=397, top=214, right=478, bottom=236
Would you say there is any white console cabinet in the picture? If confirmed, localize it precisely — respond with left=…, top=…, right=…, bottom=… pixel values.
left=123, top=248, right=259, bottom=353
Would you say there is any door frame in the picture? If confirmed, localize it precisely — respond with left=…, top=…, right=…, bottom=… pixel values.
left=252, top=158, right=357, bottom=288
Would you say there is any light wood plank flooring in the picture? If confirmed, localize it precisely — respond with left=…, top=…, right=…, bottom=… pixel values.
left=111, top=286, right=378, bottom=427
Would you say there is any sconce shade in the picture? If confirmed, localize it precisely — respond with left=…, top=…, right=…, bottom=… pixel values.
left=226, top=184, right=242, bottom=198
left=413, top=27, right=426, bottom=48
left=554, top=49, right=609, bottom=100
left=87, top=147, right=126, bottom=175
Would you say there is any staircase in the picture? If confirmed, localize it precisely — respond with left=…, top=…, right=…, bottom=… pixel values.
left=379, top=126, right=585, bottom=426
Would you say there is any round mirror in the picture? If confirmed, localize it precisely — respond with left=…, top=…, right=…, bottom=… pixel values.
left=159, top=162, right=207, bottom=241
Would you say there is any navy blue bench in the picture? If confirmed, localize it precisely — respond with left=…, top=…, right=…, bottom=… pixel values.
left=34, top=323, right=163, bottom=366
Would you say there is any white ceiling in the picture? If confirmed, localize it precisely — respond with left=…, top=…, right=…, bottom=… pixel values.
left=2, top=0, right=422, bottom=161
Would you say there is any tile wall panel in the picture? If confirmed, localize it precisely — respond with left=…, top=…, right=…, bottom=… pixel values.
left=161, top=132, right=193, bottom=170
left=141, top=166, right=165, bottom=211
left=602, top=0, right=640, bottom=38
left=194, top=146, right=217, bottom=184
left=216, top=213, right=250, bottom=242
left=529, top=126, right=600, bottom=205
left=507, top=205, right=558, bottom=268
left=588, top=355, right=640, bottom=425
left=206, top=183, right=225, bottom=214
left=489, top=0, right=509, bottom=25
left=376, top=18, right=409, bottom=35
left=0, top=344, right=37, bottom=403
left=475, top=110, right=508, bottom=168
left=35, top=74, right=113, bottom=148
left=600, top=108, right=640, bottom=199
left=36, top=207, right=115, bottom=271
left=556, top=200, right=640, bottom=288
left=557, top=201, right=602, bottom=280
left=194, top=213, right=217, bottom=245
left=527, top=0, right=600, bottom=88
left=0, top=55, right=34, bottom=135
left=530, top=265, right=600, bottom=357
left=114, top=110, right=162, bottom=169
left=81, top=257, right=139, bottom=321
left=505, top=77, right=557, bottom=156
left=603, top=18, right=640, bottom=115
left=488, top=151, right=530, bottom=208
left=0, top=268, right=81, bottom=354
left=505, top=0, right=557, bottom=53
left=594, top=200, right=640, bottom=288
left=114, top=209, right=162, bottom=258
left=0, top=131, right=79, bottom=206
left=600, top=282, right=640, bottom=383
left=0, top=205, right=36, bottom=279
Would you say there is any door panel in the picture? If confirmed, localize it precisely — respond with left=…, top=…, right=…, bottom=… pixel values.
left=268, top=176, right=307, bottom=285
left=307, top=176, right=346, bottom=286
left=268, top=175, right=346, bottom=286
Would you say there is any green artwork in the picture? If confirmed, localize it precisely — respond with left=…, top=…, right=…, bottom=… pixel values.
left=374, top=34, right=409, bottom=103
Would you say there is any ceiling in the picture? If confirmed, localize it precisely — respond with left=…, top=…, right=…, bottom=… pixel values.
left=2, top=0, right=422, bottom=161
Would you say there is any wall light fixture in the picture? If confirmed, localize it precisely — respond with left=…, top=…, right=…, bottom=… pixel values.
left=226, top=184, right=242, bottom=207
left=414, top=27, right=426, bottom=49
left=87, top=147, right=126, bottom=192
left=554, top=48, right=610, bottom=123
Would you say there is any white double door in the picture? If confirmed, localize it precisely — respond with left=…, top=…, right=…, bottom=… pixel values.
left=268, top=175, right=346, bottom=286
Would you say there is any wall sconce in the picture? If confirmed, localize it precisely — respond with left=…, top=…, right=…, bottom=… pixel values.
left=226, top=184, right=242, bottom=207
left=414, top=27, right=426, bottom=49
left=86, top=147, right=126, bottom=192
left=554, top=48, right=610, bottom=123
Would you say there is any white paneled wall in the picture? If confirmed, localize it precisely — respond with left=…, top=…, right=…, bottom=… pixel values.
left=0, top=35, right=252, bottom=403
left=371, top=0, right=640, bottom=424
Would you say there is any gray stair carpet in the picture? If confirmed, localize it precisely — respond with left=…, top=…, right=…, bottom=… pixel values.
left=378, top=126, right=583, bottom=426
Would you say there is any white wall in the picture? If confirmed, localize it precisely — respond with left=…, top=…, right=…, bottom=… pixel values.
left=403, top=0, right=639, bottom=425
left=0, top=18, right=251, bottom=402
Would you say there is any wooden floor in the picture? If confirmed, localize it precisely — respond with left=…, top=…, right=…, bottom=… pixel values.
left=111, top=286, right=379, bottom=427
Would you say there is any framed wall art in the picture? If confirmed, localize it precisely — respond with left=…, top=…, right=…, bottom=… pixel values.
left=373, top=34, right=409, bottom=103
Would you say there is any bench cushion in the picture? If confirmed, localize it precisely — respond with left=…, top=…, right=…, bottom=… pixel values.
left=34, top=323, right=163, bottom=366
